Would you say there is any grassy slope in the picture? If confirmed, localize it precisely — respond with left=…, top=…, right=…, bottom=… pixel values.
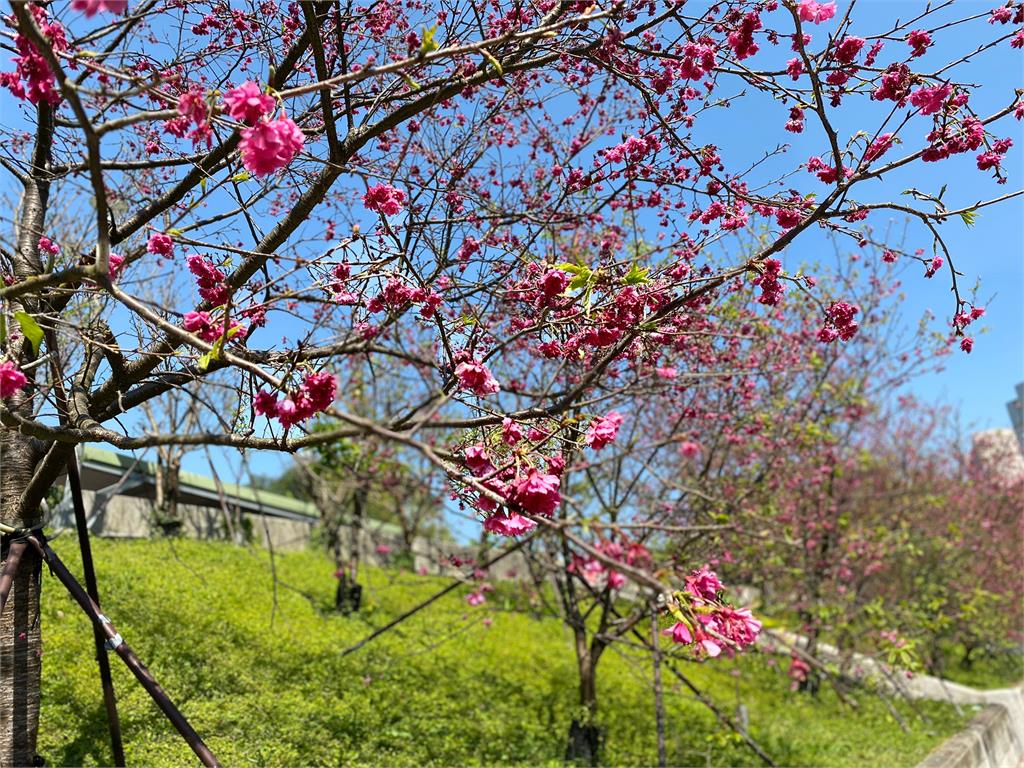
left=928, top=648, right=1024, bottom=691
left=38, top=539, right=967, bottom=766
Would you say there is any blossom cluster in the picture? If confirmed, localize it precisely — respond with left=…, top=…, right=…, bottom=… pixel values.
left=817, top=301, right=859, bottom=343
left=196, top=80, right=306, bottom=177
left=584, top=411, right=624, bottom=451
left=71, top=0, right=127, bottom=17
left=363, top=184, right=407, bottom=216
left=0, top=361, right=28, bottom=399
left=255, top=371, right=338, bottom=428
left=0, top=5, right=68, bottom=105
left=186, top=254, right=230, bottom=306
left=182, top=311, right=246, bottom=343
left=454, top=357, right=500, bottom=396
left=366, top=277, right=443, bottom=318
left=568, top=537, right=651, bottom=591
left=460, top=430, right=564, bottom=535
left=662, top=567, right=762, bottom=658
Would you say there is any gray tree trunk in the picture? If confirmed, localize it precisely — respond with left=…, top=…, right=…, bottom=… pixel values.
left=2, top=100, right=54, bottom=767
left=0, top=429, right=43, bottom=767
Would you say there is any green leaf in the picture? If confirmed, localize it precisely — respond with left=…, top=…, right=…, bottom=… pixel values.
left=230, top=171, right=250, bottom=183
left=166, top=228, right=184, bottom=236
left=959, top=209, right=977, bottom=228
left=14, top=311, right=43, bottom=355
left=420, top=25, right=439, bottom=55
left=567, top=270, right=591, bottom=292
left=554, top=262, right=585, bottom=275
left=199, top=337, right=226, bottom=371
left=623, top=263, right=650, bottom=285
left=481, top=49, right=503, bottom=75
left=400, top=72, right=421, bottom=91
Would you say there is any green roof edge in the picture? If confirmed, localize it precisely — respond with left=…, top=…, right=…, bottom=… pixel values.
left=80, top=445, right=319, bottom=519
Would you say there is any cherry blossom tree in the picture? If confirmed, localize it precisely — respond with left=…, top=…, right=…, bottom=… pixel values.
left=742, top=400, right=1023, bottom=688
left=483, top=238, right=944, bottom=760
left=0, top=0, right=1021, bottom=762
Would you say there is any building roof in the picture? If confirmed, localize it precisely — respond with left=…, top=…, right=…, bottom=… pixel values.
left=78, top=446, right=409, bottom=539
left=80, top=445, right=319, bottom=523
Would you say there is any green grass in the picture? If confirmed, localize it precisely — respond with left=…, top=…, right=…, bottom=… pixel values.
left=38, top=538, right=968, bottom=767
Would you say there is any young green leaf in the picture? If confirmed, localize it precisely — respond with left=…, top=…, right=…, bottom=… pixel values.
left=420, top=25, right=439, bottom=54
left=623, top=263, right=651, bottom=285
left=14, top=311, right=43, bottom=355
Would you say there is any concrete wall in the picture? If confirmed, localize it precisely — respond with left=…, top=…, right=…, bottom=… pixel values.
left=68, top=490, right=315, bottom=552
left=759, top=629, right=1024, bottom=768
left=61, top=491, right=535, bottom=579
left=917, top=702, right=1023, bottom=768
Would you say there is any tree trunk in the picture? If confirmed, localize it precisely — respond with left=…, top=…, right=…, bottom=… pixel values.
left=336, top=488, right=366, bottom=615
left=155, top=453, right=183, bottom=536
left=1, top=429, right=44, bottom=767
left=566, top=646, right=604, bottom=765
left=2, top=99, right=54, bottom=767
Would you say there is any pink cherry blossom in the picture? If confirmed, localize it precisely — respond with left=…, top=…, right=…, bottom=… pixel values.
left=38, top=237, right=60, bottom=256
left=147, top=232, right=174, bottom=257
left=166, top=87, right=212, bottom=147
left=108, top=253, right=125, bottom=281
left=183, top=310, right=246, bottom=343
left=0, top=361, right=28, bottom=398
left=679, top=441, right=702, bottom=459
left=753, top=258, right=785, bottom=306
left=863, top=133, right=895, bottom=163
left=483, top=512, right=537, bottom=536
left=664, top=621, right=693, bottom=644
left=584, top=411, right=624, bottom=451
left=540, top=269, right=569, bottom=300
left=817, top=301, right=859, bottom=342
left=454, top=359, right=500, bottom=396
left=223, top=81, right=276, bottom=125
left=186, top=254, right=230, bottom=306
left=909, top=83, right=952, bottom=116
left=907, top=29, right=933, bottom=58
left=0, top=6, right=68, bottom=105
left=363, top=184, right=407, bottom=216
left=798, top=0, right=837, bottom=24
left=71, top=0, right=127, bottom=16
left=502, top=417, right=524, bottom=445
left=686, top=566, right=724, bottom=601
left=834, top=36, right=865, bottom=64
left=463, top=445, right=494, bottom=476
left=254, top=371, right=337, bottom=428
left=510, top=469, right=561, bottom=516
left=239, top=116, right=304, bottom=177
